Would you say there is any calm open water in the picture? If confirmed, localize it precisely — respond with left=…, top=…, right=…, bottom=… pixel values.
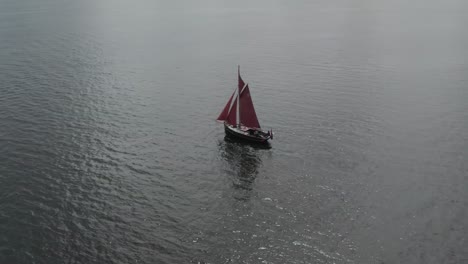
left=1, top=0, right=467, bottom=263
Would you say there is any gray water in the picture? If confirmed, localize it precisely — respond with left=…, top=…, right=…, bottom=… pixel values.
left=1, top=0, right=467, bottom=263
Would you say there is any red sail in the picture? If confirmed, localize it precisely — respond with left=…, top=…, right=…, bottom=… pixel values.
left=238, top=66, right=245, bottom=92
left=216, top=90, right=235, bottom=122
left=218, top=66, right=260, bottom=128
left=225, top=96, right=237, bottom=126
left=239, top=84, right=261, bottom=128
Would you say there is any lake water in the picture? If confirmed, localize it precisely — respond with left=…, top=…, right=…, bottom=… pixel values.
left=1, top=0, right=467, bottom=263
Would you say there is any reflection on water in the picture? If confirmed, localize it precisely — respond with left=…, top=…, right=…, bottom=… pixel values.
left=218, top=137, right=265, bottom=200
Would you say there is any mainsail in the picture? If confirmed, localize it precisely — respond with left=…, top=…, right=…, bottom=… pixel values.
left=217, top=67, right=261, bottom=128
left=239, top=84, right=260, bottom=128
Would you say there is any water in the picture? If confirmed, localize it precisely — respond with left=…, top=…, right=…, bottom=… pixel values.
left=1, top=0, right=467, bottom=263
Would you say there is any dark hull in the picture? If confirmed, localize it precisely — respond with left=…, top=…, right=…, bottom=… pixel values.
left=224, top=124, right=271, bottom=144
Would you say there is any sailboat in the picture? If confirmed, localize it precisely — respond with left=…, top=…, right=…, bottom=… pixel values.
left=217, top=66, right=273, bottom=143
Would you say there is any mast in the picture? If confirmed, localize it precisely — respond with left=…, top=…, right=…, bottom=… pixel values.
left=237, top=65, right=242, bottom=127
left=236, top=88, right=240, bottom=127
left=237, top=66, right=240, bottom=127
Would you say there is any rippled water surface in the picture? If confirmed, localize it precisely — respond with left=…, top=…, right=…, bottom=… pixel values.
left=1, top=0, right=467, bottom=263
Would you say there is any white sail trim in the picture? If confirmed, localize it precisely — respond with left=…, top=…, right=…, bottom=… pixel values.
left=226, top=86, right=238, bottom=116
left=240, top=83, right=248, bottom=95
